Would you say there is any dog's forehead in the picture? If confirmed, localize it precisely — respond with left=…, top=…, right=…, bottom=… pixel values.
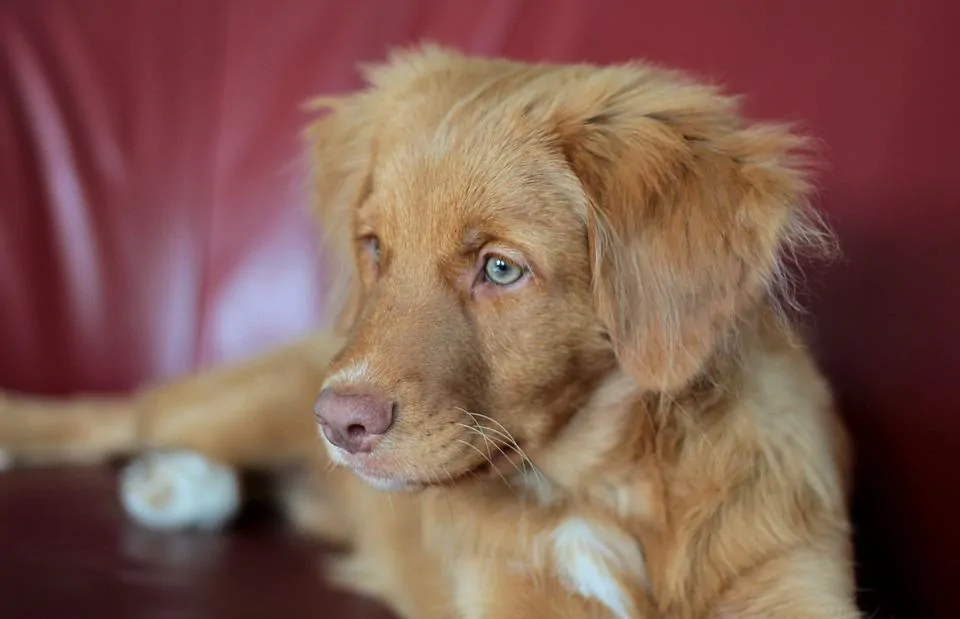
left=368, top=130, right=583, bottom=253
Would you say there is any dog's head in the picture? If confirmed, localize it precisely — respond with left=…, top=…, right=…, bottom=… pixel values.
left=307, top=46, right=828, bottom=490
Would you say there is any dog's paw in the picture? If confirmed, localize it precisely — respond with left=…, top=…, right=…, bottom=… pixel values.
left=119, top=450, right=241, bottom=531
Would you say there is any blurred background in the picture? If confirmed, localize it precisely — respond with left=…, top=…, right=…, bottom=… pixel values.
left=1, top=1, right=957, bottom=618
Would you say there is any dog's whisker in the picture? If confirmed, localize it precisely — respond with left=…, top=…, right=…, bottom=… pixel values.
left=457, top=424, right=519, bottom=475
left=455, top=438, right=512, bottom=489
left=460, top=426, right=527, bottom=477
left=467, top=424, right=526, bottom=463
left=466, top=426, right=545, bottom=484
left=455, top=410, right=547, bottom=489
left=459, top=411, right=544, bottom=482
left=455, top=422, right=498, bottom=459
left=461, top=411, right=533, bottom=464
left=458, top=418, right=513, bottom=445
left=457, top=409, right=522, bottom=452
left=455, top=422, right=513, bottom=460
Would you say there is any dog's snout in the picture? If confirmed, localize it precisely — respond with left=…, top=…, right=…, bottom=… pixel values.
left=314, top=387, right=395, bottom=454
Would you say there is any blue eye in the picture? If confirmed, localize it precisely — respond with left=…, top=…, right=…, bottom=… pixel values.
left=362, top=236, right=380, bottom=261
left=483, top=255, right=524, bottom=286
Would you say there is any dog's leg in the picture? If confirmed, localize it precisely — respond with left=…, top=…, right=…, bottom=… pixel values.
left=0, top=390, right=138, bottom=468
left=711, top=537, right=863, bottom=619
left=2, top=331, right=345, bottom=531
left=274, top=450, right=356, bottom=544
left=135, top=330, right=343, bottom=468
left=0, top=330, right=343, bottom=469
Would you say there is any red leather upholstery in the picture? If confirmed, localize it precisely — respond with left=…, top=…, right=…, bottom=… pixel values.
left=2, top=1, right=957, bottom=618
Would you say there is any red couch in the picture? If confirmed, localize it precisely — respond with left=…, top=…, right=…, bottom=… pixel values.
left=2, top=1, right=957, bottom=617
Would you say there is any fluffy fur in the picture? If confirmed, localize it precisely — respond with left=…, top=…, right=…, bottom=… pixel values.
left=0, top=46, right=861, bottom=619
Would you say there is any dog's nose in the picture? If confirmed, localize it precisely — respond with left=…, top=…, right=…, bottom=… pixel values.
left=314, top=388, right=395, bottom=454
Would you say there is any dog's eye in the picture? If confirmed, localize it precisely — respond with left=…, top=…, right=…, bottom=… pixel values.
left=483, top=255, right=524, bottom=286
left=361, top=236, right=380, bottom=262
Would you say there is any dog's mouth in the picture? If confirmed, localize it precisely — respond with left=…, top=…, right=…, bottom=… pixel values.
left=352, top=471, right=424, bottom=492
left=335, top=440, right=525, bottom=493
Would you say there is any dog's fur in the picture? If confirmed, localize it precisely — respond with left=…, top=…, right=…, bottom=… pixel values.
left=0, top=46, right=861, bottom=619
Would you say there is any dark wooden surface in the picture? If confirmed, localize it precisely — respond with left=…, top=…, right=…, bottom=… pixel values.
left=0, top=467, right=394, bottom=619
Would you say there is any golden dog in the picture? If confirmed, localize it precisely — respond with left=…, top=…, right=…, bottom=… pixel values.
left=0, top=46, right=861, bottom=619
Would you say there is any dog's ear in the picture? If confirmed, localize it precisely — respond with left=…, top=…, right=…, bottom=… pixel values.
left=552, top=66, right=830, bottom=392
left=304, top=96, right=376, bottom=333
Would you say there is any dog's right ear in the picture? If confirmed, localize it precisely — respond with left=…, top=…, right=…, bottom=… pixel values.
left=304, top=96, right=376, bottom=333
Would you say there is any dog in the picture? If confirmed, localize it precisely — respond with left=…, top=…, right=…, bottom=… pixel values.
left=0, top=46, right=862, bottom=619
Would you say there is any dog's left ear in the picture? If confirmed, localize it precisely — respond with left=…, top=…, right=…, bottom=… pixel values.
left=552, top=66, right=829, bottom=392
left=304, top=95, right=376, bottom=333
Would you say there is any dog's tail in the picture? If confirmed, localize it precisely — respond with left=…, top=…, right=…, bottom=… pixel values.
left=0, top=330, right=343, bottom=470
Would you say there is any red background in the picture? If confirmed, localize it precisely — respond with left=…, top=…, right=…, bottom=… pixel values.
left=2, top=2, right=958, bottom=617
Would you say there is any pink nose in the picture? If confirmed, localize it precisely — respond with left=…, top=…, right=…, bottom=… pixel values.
left=314, top=387, right=395, bottom=454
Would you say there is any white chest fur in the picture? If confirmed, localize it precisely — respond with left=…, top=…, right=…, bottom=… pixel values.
left=547, top=517, right=647, bottom=619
